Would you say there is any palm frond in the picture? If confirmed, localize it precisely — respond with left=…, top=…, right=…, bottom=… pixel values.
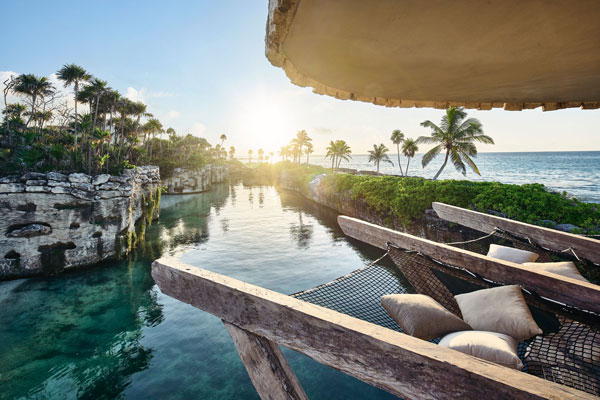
left=421, top=145, right=441, bottom=167
left=450, top=148, right=466, bottom=176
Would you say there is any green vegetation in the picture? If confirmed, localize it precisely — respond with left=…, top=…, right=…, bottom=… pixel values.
left=320, top=174, right=599, bottom=232
left=1, top=64, right=228, bottom=177
left=417, top=107, right=494, bottom=180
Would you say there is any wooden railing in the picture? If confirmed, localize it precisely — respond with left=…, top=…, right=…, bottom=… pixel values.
left=152, top=256, right=595, bottom=400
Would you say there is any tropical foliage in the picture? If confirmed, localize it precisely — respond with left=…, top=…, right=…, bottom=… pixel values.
left=390, top=129, right=405, bottom=176
left=1, top=64, right=227, bottom=177
left=401, top=138, right=418, bottom=175
left=417, top=107, right=494, bottom=180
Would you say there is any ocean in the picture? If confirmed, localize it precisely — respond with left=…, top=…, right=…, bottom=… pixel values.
left=305, top=151, right=600, bottom=203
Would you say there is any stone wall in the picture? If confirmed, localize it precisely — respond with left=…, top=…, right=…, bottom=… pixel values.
left=163, top=165, right=228, bottom=194
left=0, top=166, right=161, bottom=280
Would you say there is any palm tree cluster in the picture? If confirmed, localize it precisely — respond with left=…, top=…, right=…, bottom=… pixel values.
left=1, top=63, right=226, bottom=176
left=389, top=129, right=419, bottom=176
left=325, top=140, right=352, bottom=170
left=276, top=130, right=313, bottom=164
left=367, top=144, right=393, bottom=173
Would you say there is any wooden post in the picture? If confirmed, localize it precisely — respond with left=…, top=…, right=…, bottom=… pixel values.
left=223, top=322, right=308, bottom=400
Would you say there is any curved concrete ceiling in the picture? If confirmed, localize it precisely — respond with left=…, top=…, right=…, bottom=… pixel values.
left=266, top=0, right=600, bottom=111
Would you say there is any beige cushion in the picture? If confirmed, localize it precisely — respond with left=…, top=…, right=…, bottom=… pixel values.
left=487, top=244, right=539, bottom=263
left=522, top=261, right=588, bottom=282
left=381, top=294, right=471, bottom=340
left=455, top=285, right=542, bottom=341
left=439, top=330, right=524, bottom=370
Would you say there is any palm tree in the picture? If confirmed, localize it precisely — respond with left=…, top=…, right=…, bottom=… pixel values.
left=258, top=148, right=264, bottom=162
left=248, top=149, right=253, bottom=163
left=368, top=143, right=393, bottom=173
left=279, top=146, right=288, bottom=161
left=391, top=129, right=405, bottom=176
left=292, top=130, right=312, bottom=163
left=56, top=64, right=90, bottom=149
left=13, top=74, right=55, bottom=128
left=88, top=78, right=108, bottom=130
left=417, top=107, right=494, bottom=180
left=401, top=138, right=419, bottom=176
left=325, top=140, right=337, bottom=169
left=143, top=118, right=163, bottom=159
left=220, top=133, right=227, bottom=146
left=229, top=146, right=236, bottom=160
left=304, top=142, right=314, bottom=164
left=269, top=151, right=274, bottom=163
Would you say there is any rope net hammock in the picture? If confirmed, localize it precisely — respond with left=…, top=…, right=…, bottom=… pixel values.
left=291, top=228, right=600, bottom=396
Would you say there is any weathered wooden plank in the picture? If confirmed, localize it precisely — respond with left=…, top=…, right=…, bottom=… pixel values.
left=432, top=202, right=600, bottom=265
left=338, top=215, right=600, bottom=314
left=224, top=322, right=308, bottom=400
left=152, top=257, right=595, bottom=400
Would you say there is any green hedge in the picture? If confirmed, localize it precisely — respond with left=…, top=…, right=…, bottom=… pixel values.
left=319, top=174, right=599, bottom=233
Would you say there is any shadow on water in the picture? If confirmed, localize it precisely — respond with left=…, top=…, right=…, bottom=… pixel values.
left=0, top=182, right=401, bottom=400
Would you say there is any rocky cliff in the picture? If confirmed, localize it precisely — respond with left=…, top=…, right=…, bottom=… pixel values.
left=0, top=166, right=161, bottom=280
left=163, top=165, right=228, bottom=194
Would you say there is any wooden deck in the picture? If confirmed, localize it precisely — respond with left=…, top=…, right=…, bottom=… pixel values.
left=152, top=256, right=597, bottom=400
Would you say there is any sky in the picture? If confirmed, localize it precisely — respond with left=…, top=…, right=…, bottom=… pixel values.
left=1, top=0, right=599, bottom=157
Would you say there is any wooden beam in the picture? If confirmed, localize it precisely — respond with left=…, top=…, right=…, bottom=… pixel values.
left=432, top=202, right=600, bottom=265
left=338, top=216, right=600, bottom=314
left=224, top=322, right=308, bottom=400
left=152, top=257, right=594, bottom=400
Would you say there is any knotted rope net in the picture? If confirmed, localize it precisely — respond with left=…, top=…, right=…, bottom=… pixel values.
left=291, top=228, right=600, bottom=396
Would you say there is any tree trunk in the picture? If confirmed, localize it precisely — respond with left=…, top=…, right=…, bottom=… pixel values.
left=397, top=143, right=404, bottom=176
left=433, top=149, right=450, bottom=180
left=331, top=156, right=335, bottom=170
left=26, top=94, right=36, bottom=128
left=405, top=157, right=411, bottom=176
left=376, top=160, right=380, bottom=173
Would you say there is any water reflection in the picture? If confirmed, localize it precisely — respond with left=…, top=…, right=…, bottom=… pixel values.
left=0, top=181, right=400, bottom=400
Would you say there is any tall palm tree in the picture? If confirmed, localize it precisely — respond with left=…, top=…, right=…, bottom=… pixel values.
left=220, top=133, right=227, bottom=146
left=401, top=138, right=419, bottom=176
left=143, top=118, right=163, bottom=158
left=304, top=142, right=314, bottom=164
left=13, top=74, right=55, bottom=128
left=258, top=148, right=264, bottom=162
left=325, top=140, right=337, bottom=169
left=269, top=151, right=274, bottom=163
left=88, top=78, right=108, bottom=130
left=229, top=146, right=236, bottom=160
left=248, top=149, right=253, bottom=163
left=56, top=64, right=90, bottom=149
left=368, top=143, right=393, bottom=173
left=417, top=107, right=494, bottom=180
left=391, top=129, right=405, bottom=176
left=279, top=146, right=288, bottom=161
left=292, top=129, right=312, bottom=163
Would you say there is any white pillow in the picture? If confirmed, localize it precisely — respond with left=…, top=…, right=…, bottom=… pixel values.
left=522, top=261, right=588, bottom=282
left=381, top=294, right=471, bottom=340
left=487, top=244, right=539, bottom=264
left=455, top=285, right=543, bottom=341
left=439, top=330, right=524, bottom=370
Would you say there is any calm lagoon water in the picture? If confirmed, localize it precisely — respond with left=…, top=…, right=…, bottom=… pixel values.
left=0, top=183, right=398, bottom=400
left=309, top=151, right=600, bottom=203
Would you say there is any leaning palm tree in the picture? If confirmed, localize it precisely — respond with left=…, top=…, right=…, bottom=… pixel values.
left=417, top=107, right=494, bottom=180
left=220, top=133, right=227, bottom=146
left=334, top=140, right=352, bottom=169
left=57, top=64, right=90, bottom=149
left=368, top=143, right=393, bottom=173
left=401, top=138, right=419, bottom=176
left=391, top=129, right=405, bottom=176
left=13, top=74, right=55, bottom=128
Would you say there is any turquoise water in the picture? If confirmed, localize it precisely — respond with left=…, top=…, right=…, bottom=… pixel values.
left=0, top=183, right=398, bottom=400
left=308, top=151, right=600, bottom=202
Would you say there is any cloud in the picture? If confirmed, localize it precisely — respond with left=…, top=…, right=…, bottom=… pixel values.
left=313, top=126, right=333, bottom=135
left=125, top=87, right=173, bottom=103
